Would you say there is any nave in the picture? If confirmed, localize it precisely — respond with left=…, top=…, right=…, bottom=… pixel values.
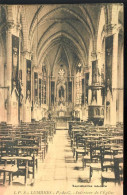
left=0, top=4, right=124, bottom=126
left=0, top=4, right=124, bottom=195
left=0, top=121, right=123, bottom=195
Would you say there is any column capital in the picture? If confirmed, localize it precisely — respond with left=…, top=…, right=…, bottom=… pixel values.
left=21, top=50, right=32, bottom=59
left=91, top=51, right=97, bottom=61
left=38, top=72, right=42, bottom=77
left=96, top=51, right=103, bottom=60
left=91, top=50, right=103, bottom=61
left=32, top=65, right=39, bottom=71
left=104, top=23, right=121, bottom=37
left=16, top=23, right=22, bottom=31
left=0, top=21, right=14, bottom=35
left=84, top=65, right=89, bottom=73
left=5, top=20, right=15, bottom=31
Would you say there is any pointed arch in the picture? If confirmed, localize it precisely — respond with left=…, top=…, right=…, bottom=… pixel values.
left=38, top=31, right=86, bottom=67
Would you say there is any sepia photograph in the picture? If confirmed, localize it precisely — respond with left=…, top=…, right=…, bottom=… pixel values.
left=0, top=3, right=124, bottom=195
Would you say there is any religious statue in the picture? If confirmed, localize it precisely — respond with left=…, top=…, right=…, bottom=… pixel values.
left=59, top=86, right=65, bottom=104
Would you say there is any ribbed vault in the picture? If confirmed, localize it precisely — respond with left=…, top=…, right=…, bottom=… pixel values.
left=21, top=4, right=102, bottom=74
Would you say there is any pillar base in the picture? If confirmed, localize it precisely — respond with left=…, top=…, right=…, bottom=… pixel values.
left=22, top=99, right=31, bottom=123
left=7, top=89, right=19, bottom=125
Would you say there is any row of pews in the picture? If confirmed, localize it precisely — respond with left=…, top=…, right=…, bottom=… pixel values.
left=0, top=120, right=56, bottom=185
left=68, top=121, right=123, bottom=186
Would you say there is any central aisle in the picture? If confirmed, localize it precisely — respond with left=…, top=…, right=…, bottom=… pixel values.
left=3, top=130, right=122, bottom=195
left=34, top=130, right=86, bottom=189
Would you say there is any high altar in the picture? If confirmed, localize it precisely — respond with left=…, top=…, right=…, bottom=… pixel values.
left=49, top=63, right=73, bottom=129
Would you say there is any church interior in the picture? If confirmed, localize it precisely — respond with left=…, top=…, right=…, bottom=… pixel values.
left=0, top=4, right=123, bottom=193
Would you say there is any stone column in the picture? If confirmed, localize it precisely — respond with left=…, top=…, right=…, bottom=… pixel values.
left=0, top=42, right=4, bottom=87
left=88, top=89, right=92, bottom=105
left=73, top=75, right=76, bottom=106
left=118, top=43, right=123, bottom=123
left=96, top=52, right=102, bottom=106
left=110, top=32, right=118, bottom=125
left=117, top=33, right=123, bottom=123
left=32, top=66, right=34, bottom=104
left=0, top=31, right=6, bottom=122
left=47, top=75, right=49, bottom=107
left=6, top=23, right=13, bottom=124
left=89, top=64, right=92, bottom=86
left=66, top=79, right=68, bottom=105
left=97, top=89, right=102, bottom=105
left=84, top=74, right=86, bottom=105
left=83, top=74, right=85, bottom=105
left=22, top=52, right=28, bottom=122
left=72, top=77, right=74, bottom=105
left=22, top=52, right=27, bottom=100
left=49, top=77, right=51, bottom=107
left=79, top=72, right=82, bottom=105
left=97, top=52, right=102, bottom=84
left=37, top=71, right=39, bottom=105
left=6, top=24, right=13, bottom=91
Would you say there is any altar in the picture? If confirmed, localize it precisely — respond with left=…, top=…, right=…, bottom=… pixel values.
left=49, top=63, right=73, bottom=128
left=55, top=115, right=71, bottom=129
left=59, top=111, right=64, bottom=117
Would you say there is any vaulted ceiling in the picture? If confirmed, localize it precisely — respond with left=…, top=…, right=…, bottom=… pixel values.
left=22, top=4, right=101, bottom=73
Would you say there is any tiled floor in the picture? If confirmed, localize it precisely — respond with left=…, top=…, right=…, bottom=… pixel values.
left=0, top=130, right=123, bottom=195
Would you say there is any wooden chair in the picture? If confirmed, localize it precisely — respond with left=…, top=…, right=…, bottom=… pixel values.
left=75, top=136, right=88, bottom=162
left=101, top=152, right=122, bottom=186
left=101, top=171, right=116, bottom=187
left=101, top=151, right=114, bottom=172
left=0, top=165, right=18, bottom=185
left=114, top=156, right=123, bottom=184
left=88, top=146, right=102, bottom=180
left=12, top=156, right=36, bottom=184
